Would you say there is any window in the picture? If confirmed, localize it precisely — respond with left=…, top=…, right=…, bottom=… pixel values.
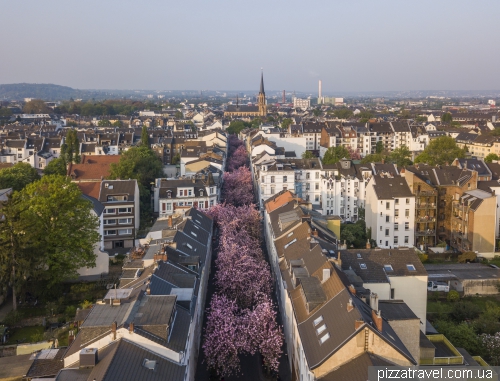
left=384, top=265, right=393, bottom=271
left=406, top=198, right=410, bottom=204
left=394, top=236, right=398, bottom=244
left=316, top=324, right=327, bottom=335
left=395, top=209, right=399, bottom=217
left=315, top=195, right=319, bottom=202
left=395, top=199, right=399, bottom=205
left=283, top=176, right=287, bottom=182
left=118, top=218, right=132, bottom=224
left=261, top=176, right=265, bottom=183
left=188, top=190, right=192, bottom=196
left=105, top=208, right=116, bottom=214
left=270, top=186, right=275, bottom=194
left=315, top=172, right=320, bottom=179
left=200, top=191, right=203, bottom=196
left=386, top=216, right=389, bottom=222
left=166, top=203, right=172, bottom=211
left=391, top=288, right=395, bottom=299
left=405, top=222, right=409, bottom=230
left=118, top=207, right=132, bottom=214
left=360, top=263, right=367, bottom=269
left=118, top=228, right=132, bottom=235
left=380, top=226, right=382, bottom=231
left=386, top=202, right=390, bottom=210
left=306, top=173, right=310, bottom=179
left=107, top=195, right=127, bottom=202
left=315, top=183, right=319, bottom=190
left=406, top=264, right=416, bottom=271
left=313, top=316, right=324, bottom=326
left=271, top=176, right=275, bottom=183
left=18, top=154, right=22, bottom=158
left=405, top=209, right=410, bottom=217
left=394, top=223, right=398, bottom=231
left=319, top=333, right=330, bottom=344
left=404, top=236, right=409, bottom=244
left=385, top=229, right=389, bottom=236
left=104, top=230, right=117, bottom=236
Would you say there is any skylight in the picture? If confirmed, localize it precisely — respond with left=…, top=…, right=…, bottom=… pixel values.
left=287, top=231, right=294, bottom=237
left=319, top=333, right=330, bottom=344
left=313, top=316, right=323, bottom=326
left=316, top=324, right=327, bottom=335
left=407, top=264, right=416, bottom=271
left=284, top=238, right=297, bottom=249
left=191, top=231, right=197, bottom=237
left=357, top=253, right=362, bottom=259
left=360, top=263, right=367, bottom=270
left=384, top=265, right=393, bottom=272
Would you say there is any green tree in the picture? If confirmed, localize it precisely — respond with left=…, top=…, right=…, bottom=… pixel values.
left=61, top=129, right=80, bottom=164
left=312, top=109, right=322, bottom=117
left=109, top=146, right=164, bottom=228
left=322, top=146, right=350, bottom=165
left=302, top=151, right=315, bottom=159
left=174, top=111, right=184, bottom=119
left=340, top=220, right=367, bottom=248
left=388, top=146, right=412, bottom=167
left=251, top=118, right=262, bottom=128
left=98, top=119, right=111, bottom=127
left=333, top=108, right=353, bottom=119
left=358, top=110, right=374, bottom=121
left=434, top=320, right=483, bottom=357
left=414, top=136, right=466, bottom=165
left=485, top=153, right=499, bottom=163
left=441, top=112, right=453, bottom=123
left=141, top=125, right=149, bottom=147
left=43, top=158, right=67, bottom=176
left=0, top=162, right=40, bottom=191
left=375, top=141, right=384, bottom=154
left=112, top=120, right=123, bottom=127
left=360, top=153, right=386, bottom=164
left=22, top=99, right=51, bottom=114
left=227, top=120, right=250, bottom=135
left=0, top=176, right=100, bottom=310
left=281, top=118, right=293, bottom=130
left=415, top=116, right=427, bottom=123
left=171, top=153, right=180, bottom=165
left=0, top=107, right=13, bottom=117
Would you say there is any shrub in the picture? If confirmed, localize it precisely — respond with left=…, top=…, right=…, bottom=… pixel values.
left=3, top=310, right=24, bottom=326
left=81, top=300, right=93, bottom=309
left=447, top=290, right=460, bottom=302
left=65, top=305, right=77, bottom=319
left=449, top=301, right=482, bottom=322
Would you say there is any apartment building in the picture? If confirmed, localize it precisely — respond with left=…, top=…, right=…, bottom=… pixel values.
left=365, top=173, right=416, bottom=249
left=153, top=174, right=219, bottom=217
left=263, top=196, right=419, bottom=381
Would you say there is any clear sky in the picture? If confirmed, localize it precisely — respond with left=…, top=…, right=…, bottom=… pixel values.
left=0, top=0, right=498, bottom=92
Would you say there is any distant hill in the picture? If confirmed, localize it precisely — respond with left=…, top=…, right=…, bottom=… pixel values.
left=0, top=83, right=133, bottom=101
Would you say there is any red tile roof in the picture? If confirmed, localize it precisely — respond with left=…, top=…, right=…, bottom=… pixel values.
left=67, top=155, right=121, bottom=181
left=77, top=181, right=101, bottom=199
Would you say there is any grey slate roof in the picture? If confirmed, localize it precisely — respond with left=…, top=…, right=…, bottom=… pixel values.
left=371, top=175, right=413, bottom=200
left=379, top=300, right=419, bottom=321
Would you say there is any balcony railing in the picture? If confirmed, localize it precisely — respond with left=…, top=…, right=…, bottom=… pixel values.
left=416, top=229, right=436, bottom=236
left=417, top=216, right=436, bottom=222
left=416, top=203, right=437, bottom=209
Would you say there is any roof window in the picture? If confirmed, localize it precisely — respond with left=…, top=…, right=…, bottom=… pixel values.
left=406, top=264, right=416, bottom=271
left=356, top=253, right=362, bottom=259
left=319, top=333, right=330, bottom=344
left=384, top=265, right=393, bottom=272
left=360, top=263, right=367, bottom=270
left=316, top=324, right=327, bottom=335
left=143, top=359, right=156, bottom=370
left=313, top=316, right=323, bottom=326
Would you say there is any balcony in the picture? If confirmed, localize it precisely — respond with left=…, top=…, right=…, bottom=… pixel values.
left=416, top=216, right=436, bottom=223
left=416, top=229, right=435, bottom=236
left=416, top=202, right=436, bottom=209
left=416, top=190, right=437, bottom=196
left=420, top=335, right=463, bottom=365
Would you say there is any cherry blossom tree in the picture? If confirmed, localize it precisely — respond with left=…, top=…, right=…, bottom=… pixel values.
left=228, top=145, right=249, bottom=171
left=482, top=332, right=500, bottom=365
left=203, top=294, right=247, bottom=376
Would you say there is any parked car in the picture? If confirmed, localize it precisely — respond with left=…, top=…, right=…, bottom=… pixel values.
left=427, top=281, right=449, bottom=292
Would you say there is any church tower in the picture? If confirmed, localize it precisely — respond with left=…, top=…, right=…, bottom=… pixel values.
left=258, top=71, right=267, bottom=117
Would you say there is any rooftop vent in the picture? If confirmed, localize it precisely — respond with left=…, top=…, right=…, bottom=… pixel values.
left=143, top=359, right=156, bottom=370
left=80, top=348, right=98, bottom=367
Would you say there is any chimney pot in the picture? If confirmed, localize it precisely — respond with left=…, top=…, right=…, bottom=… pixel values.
left=146, top=286, right=151, bottom=295
left=366, top=239, right=371, bottom=249
left=348, top=284, right=356, bottom=295
left=372, top=309, right=383, bottom=332
left=129, top=322, right=134, bottom=334
left=168, top=215, right=173, bottom=228
left=111, top=321, right=117, bottom=340
left=347, top=298, right=354, bottom=312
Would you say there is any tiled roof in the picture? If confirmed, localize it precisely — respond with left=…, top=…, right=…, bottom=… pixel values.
left=264, top=190, right=296, bottom=213
left=68, top=155, right=121, bottom=180
left=77, top=181, right=101, bottom=199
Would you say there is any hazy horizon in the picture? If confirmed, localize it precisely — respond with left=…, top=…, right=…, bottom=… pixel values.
left=1, top=0, right=499, bottom=93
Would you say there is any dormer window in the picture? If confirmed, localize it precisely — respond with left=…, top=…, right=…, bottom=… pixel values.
left=360, top=263, right=367, bottom=270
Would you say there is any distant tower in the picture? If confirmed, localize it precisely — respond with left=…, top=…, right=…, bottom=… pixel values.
left=258, top=70, right=267, bottom=117
left=282, top=90, right=286, bottom=104
left=318, top=80, right=322, bottom=104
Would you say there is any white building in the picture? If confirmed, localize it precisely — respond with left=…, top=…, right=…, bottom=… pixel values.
left=365, top=173, right=415, bottom=249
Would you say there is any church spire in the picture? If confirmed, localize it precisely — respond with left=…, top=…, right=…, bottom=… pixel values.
left=260, top=69, right=265, bottom=94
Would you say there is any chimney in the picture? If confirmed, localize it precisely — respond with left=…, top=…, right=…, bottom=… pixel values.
left=381, top=158, right=385, bottom=164
left=355, top=320, right=364, bottom=330
left=348, top=284, right=356, bottom=295
left=370, top=293, right=379, bottom=311
left=68, top=330, right=75, bottom=346
left=372, top=310, right=383, bottom=332
left=168, top=215, right=173, bottom=228
left=129, top=322, right=134, bottom=334
left=312, top=229, right=318, bottom=238
left=322, top=268, right=330, bottom=283
left=111, top=321, right=117, bottom=340
left=146, top=286, right=151, bottom=295
left=347, top=298, right=354, bottom=312
left=366, top=239, right=371, bottom=249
